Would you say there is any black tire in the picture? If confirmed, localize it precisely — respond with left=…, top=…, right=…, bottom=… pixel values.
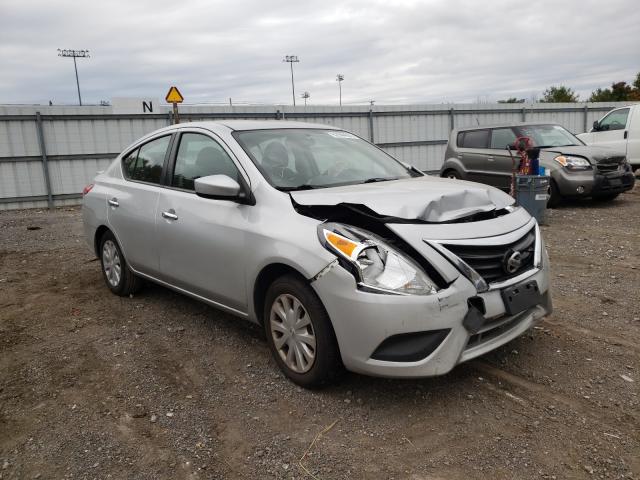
left=99, top=230, right=143, bottom=296
left=263, top=274, right=342, bottom=388
left=547, top=179, right=562, bottom=208
left=592, top=193, right=619, bottom=202
left=442, top=169, right=461, bottom=180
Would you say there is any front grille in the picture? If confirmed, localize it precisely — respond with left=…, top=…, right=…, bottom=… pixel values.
left=597, top=156, right=624, bottom=174
left=597, top=163, right=620, bottom=173
left=443, top=228, right=535, bottom=284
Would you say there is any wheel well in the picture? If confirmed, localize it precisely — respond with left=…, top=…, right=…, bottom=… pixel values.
left=94, top=225, right=110, bottom=257
left=253, top=263, right=308, bottom=325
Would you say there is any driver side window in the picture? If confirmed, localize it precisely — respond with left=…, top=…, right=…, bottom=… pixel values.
left=599, top=108, right=629, bottom=131
left=172, top=133, right=239, bottom=190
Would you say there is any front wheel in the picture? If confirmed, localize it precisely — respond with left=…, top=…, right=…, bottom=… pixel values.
left=263, top=275, right=342, bottom=388
left=547, top=179, right=562, bottom=208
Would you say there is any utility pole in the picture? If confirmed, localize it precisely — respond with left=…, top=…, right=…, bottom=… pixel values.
left=301, top=91, right=310, bottom=106
left=283, top=55, right=300, bottom=106
left=336, top=74, right=344, bottom=106
left=57, top=49, right=90, bottom=106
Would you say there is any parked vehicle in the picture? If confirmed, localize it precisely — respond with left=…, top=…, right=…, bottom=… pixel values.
left=440, top=123, right=635, bottom=206
left=83, top=121, right=552, bottom=387
left=577, top=104, right=640, bottom=172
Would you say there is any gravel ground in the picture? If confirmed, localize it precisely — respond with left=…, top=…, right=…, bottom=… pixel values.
left=1, top=187, right=639, bottom=480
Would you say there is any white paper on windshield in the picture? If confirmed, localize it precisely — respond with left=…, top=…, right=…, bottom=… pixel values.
left=327, top=131, right=358, bottom=139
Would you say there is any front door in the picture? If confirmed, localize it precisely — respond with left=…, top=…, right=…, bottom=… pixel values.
left=107, top=134, right=172, bottom=277
left=591, top=107, right=631, bottom=153
left=155, top=131, right=250, bottom=312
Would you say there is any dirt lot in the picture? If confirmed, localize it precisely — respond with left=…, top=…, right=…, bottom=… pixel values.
left=1, top=188, right=639, bottom=480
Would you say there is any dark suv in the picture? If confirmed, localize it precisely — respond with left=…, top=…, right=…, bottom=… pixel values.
left=440, top=123, right=635, bottom=206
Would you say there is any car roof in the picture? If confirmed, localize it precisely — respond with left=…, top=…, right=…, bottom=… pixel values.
left=453, top=122, right=563, bottom=133
left=179, top=120, right=340, bottom=132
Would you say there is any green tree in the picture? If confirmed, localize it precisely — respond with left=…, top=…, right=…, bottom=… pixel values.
left=540, top=86, right=579, bottom=103
left=630, top=72, right=640, bottom=100
left=497, top=97, right=525, bottom=103
left=589, top=81, right=633, bottom=102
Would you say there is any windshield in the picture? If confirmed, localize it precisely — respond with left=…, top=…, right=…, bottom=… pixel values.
left=233, top=128, right=415, bottom=190
left=514, top=125, right=584, bottom=148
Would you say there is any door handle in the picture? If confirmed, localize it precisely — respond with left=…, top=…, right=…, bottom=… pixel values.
left=624, top=130, right=628, bottom=139
left=161, top=210, right=178, bottom=221
left=108, top=198, right=119, bottom=207
left=487, top=156, right=495, bottom=162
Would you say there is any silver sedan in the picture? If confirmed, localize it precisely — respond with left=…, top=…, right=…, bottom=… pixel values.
left=83, top=121, right=552, bottom=387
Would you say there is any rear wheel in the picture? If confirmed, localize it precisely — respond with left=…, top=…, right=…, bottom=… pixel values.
left=263, top=274, right=342, bottom=388
left=99, top=230, right=143, bottom=296
left=443, top=169, right=461, bottom=180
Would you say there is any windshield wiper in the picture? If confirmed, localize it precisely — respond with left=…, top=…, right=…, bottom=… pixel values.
left=279, top=184, right=321, bottom=191
left=363, top=177, right=397, bottom=184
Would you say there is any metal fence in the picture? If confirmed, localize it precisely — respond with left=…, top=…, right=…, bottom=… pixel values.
left=0, top=101, right=632, bottom=210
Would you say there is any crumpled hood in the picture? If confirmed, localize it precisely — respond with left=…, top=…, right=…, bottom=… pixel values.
left=290, top=176, right=515, bottom=223
left=540, top=145, right=626, bottom=163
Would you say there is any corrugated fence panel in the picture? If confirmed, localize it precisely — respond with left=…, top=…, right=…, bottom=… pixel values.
left=0, top=101, right=635, bottom=209
left=0, top=160, right=46, bottom=197
left=381, top=144, right=448, bottom=171
left=0, top=120, right=41, bottom=157
left=49, top=158, right=114, bottom=195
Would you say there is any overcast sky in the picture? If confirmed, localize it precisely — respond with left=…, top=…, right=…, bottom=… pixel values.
left=1, top=0, right=638, bottom=106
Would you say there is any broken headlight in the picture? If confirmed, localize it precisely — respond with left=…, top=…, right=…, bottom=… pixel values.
left=319, top=223, right=437, bottom=295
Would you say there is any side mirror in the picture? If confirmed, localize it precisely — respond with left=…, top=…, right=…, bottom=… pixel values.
left=592, top=120, right=600, bottom=132
left=194, top=175, right=241, bottom=200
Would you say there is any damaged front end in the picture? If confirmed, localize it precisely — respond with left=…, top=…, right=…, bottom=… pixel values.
left=291, top=181, right=552, bottom=378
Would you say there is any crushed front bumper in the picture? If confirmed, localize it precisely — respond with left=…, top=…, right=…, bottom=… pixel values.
left=310, top=246, right=551, bottom=378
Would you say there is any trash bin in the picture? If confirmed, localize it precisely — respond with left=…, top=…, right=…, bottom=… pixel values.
left=515, top=175, right=549, bottom=224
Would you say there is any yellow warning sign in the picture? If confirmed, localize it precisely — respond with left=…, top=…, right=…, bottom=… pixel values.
left=165, top=86, right=184, bottom=104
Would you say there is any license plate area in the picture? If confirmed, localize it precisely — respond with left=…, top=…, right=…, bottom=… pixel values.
left=500, top=280, right=542, bottom=315
left=608, top=177, right=622, bottom=186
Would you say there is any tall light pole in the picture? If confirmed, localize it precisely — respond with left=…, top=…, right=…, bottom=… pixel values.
left=336, top=74, right=344, bottom=106
left=58, top=49, right=90, bottom=106
left=301, top=91, right=310, bottom=106
left=283, top=55, right=300, bottom=106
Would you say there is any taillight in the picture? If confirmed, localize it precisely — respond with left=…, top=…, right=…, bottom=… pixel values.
left=82, top=183, right=94, bottom=196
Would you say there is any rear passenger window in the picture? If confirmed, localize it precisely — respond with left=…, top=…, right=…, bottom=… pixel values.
left=122, top=135, right=170, bottom=184
left=490, top=128, right=517, bottom=149
left=122, top=149, right=139, bottom=179
left=172, top=133, right=239, bottom=190
left=460, top=130, right=489, bottom=148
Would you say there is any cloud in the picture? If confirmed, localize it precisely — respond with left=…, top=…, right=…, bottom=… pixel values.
left=0, top=0, right=638, bottom=105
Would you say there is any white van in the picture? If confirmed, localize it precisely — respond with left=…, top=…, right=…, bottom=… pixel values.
left=578, top=104, right=640, bottom=172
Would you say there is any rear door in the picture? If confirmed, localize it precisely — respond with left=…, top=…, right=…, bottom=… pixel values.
left=457, top=129, right=497, bottom=185
left=590, top=107, right=631, bottom=154
left=155, top=131, right=250, bottom=312
left=107, top=134, right=173, bottom=277
left=486, top=127, right=518, bottom=190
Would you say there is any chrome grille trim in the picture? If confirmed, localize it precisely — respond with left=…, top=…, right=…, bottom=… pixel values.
left=426, top=219, right=542, bottom=292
